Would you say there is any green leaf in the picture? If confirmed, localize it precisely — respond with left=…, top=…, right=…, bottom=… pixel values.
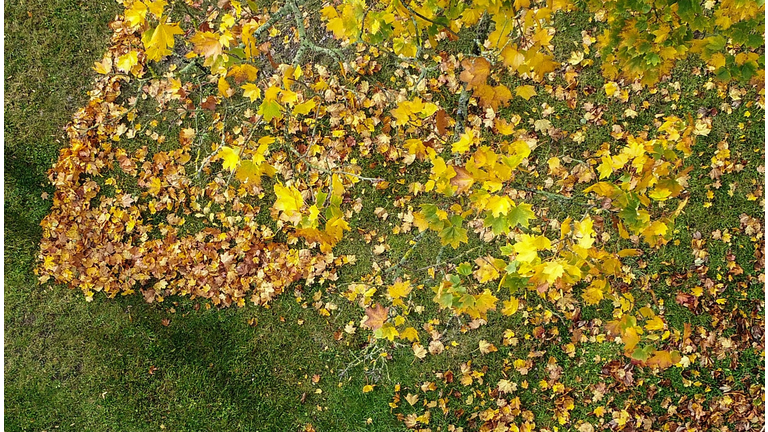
left=715, top=67, right=731, bottom=82
left=631, top=345, right=654, bottom=361
left=747, top=33, right=764, bottom=49
left=457, top=262, right=473, bottom=276
left=507, top=203, right=535, bottom=228
left=505, top=261, right=518, bottom=274
left=618, top=194, right=650, bottom=233
left=420, top=203, right=443, bottom=228
left=457, top=293, right=476, bottom=310
left=500, top=243, right=515, bottom=255
left=434, top=291, right=454, bottom=309
left=645, top=53, right=661, bottom=66
left=439, top=215, right=468, bottom=249
left=676, top=0, right=693, bottom=20
left=258, top=99, right=282, bottom=122
left=705, top=35, right=726, bottom=53
left=484, top=214, right=510, bottom=235
left=432, top=285, right=455, bottom=309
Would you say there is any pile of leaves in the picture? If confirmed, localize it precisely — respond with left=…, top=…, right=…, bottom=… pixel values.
left=36, top=0, right=764, bottom=430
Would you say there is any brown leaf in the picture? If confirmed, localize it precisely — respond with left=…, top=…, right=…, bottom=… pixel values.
left=450, top=166, right=474, bottom=194
left=142, top=288, right=156, bottom=303
left=201, top=95, right=218, bottom=111
left=443, top=370, right=454, bottom=383
left=675, top=292, right=699, bottom=313
left=435, top=109, right=449, bottom=136
left=363, top=304, right=389, bottom=330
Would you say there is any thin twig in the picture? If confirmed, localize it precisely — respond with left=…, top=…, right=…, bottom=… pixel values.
left=401, top=2, right=460, bottom=38
left=284, top=140, right=383, bottom=183
left=413, top=245, right=483, bottom=273
left=516, top=187, right=594, bottom=206
left=289, top=0, right=345, bottom=65
left=384, top=231, right=428, bottom=274
left=453, top=13, right=492, bottom=140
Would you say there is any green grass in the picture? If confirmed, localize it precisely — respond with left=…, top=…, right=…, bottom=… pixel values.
left=5, top=1, right=765, bottom=431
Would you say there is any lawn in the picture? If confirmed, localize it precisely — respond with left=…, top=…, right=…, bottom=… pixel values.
left=5, top=1, right=765, bottom=431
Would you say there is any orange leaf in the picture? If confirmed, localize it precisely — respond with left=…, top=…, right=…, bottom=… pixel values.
left=645, top=350, right=680, bottom=368
left=459, top=57, right=491, bottom=90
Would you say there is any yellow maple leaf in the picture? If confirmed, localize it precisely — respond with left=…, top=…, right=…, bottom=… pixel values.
left=324, top=216, right=349, bottom=242
left=399, top=327, right=419, bottom=342
left=142, top=22, right=183, bottom=61
left=581, top=280, right=605, bottom=305
left=292, top=99, right=316, bottom=116
left=460, top=57, right=491, bottom=89
left=604, top=81, right=619, bottom=97
left=515, top=85, right=537, bottom=100
left=408, top=97, right=438, bottom=117
left=501, top=297, right=519, bottom=316
left=147, top=177, right=162, bottom=195
left=475, top=84, right=512, bottom=110
left=597, top=154, right=613, bottom=179
left=542, top=260, right=565, bottom=284
left=116, top=51, right=139, bottom=73
left=93, top=56, right=113, bottom=75
left=241, top=83, right=261, bottom=102
left=574, top=216, right=596, bottom=249
left=500, top=45, right=525, bottom=70
left=529, top=51, right=558, bottom=78
left=505, top=139, right=531, bottom=169
left=495, top=118, right=516, bottom=135
left=513, top=234, right=551, bottom=263
left=273, top=183, right=304, bottom=219
left=644, top=221, right=668, bottom=237
left=474, top=256, right=502, bottom=283
left=125, top=1, right=148, bottom=28
left=393, top=36, right=417, bottom=58
left=321, top=6, right=346, bottom=39
left=235, top=160, right=261, bottom=185
left=649, top=187, right=672, bottom=201
left=388, top=280, right=412, bottom=301
left=532, top=27, right=553, bottom=46
left=644, top=315, right=665, bottom=331
left=484, top=195, right=514, bottom=217
left=471, top=289, right=498, bottom=318
left=376, top=323, right=399, bottom=341
left=218, top=76, right=234, bottom=98
left=217, top=146, right=240, bottom=171
left=452, top=129, right=475, bottom=154
left=146, top=0, right=167, bottom=17
left=190, top=31, right=222, bottom=60
left=391, top=102, right=412, bottom=125
left=280, top=89, right=298, bottom=105
left=621, top=327, right=640, bottom=352
left=404, top=138, right=427, bottom=158
left=228, top=64, right=258, bottom=83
